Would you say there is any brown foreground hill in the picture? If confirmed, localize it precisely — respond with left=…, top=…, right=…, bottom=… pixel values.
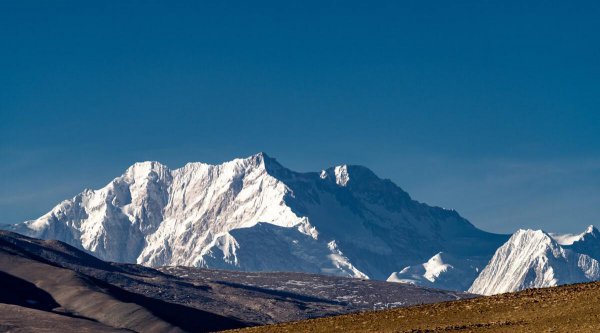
left=0, top=231, right=470, bottom=332
left=233, top=281, right=600, bottom=333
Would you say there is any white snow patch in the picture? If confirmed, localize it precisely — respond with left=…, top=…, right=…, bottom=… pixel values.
left=334, top=165, right=350, bottom=186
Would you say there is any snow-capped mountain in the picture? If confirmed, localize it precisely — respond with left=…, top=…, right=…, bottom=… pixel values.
left=469, top=228, right=600, bottom=295
left=8, top=153, right=507, bottom=285
left=386, top=252, right=484, bottom=291
left=553, top=225, right=600, bottom=262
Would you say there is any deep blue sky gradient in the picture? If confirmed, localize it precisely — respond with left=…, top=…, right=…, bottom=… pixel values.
left=1, top=1, right=599, bottom=233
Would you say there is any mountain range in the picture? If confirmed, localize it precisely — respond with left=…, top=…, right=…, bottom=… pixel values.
left=6, top=153, right=600, bottom=294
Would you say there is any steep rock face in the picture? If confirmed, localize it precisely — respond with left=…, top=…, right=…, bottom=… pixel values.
left=469, top=229, right=600, bottom=295
left=9, top=153, right=506, bottom=283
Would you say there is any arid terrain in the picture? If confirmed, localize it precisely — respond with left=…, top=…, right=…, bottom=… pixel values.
left=234, top=281, right=600, bottom=333
left=6, top=230, right=600, bottom=333
left=0, top=231, right=470, bottom=332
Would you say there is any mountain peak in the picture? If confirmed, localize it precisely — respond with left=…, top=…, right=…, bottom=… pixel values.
left=585, top=225, right=598, bottom=235
left=576, top=225, right=600, bottom=242
left=511, top=229, right=556, bottom=248
left=126, top=160, right=168, bottom=172
left=320, top=164, right=381, bottom=187
left=470, top=227, right=600, bottom=295
left=237, top=152, right=283, bottom=170
left=244, top=151, right=269, bottom=163
left=550, top=225, right=600, bottom=246
left=514, top=228, right=550, bottom=237
left=253, top=151, right=269, bottom=159
left=334, top=165, right=350, bottom=186
left=124, top=161, right=171, bottom=183
left=174, top=153, right=283, bottom=176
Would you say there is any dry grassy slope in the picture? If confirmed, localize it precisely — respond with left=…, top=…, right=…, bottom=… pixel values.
left=0, top=232, right=246, bottom=333
left=0, top=303, right=129, bottom=333
left=234, top=281, right=600, bottom=333
left=0, top=230, right=471, bottom=328
left=0, top=251, right=184, bottom=333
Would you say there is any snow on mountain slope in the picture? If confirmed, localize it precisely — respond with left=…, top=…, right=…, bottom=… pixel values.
left=386, top=252, right=484, bottom=291
left=552, top=225, right=600, bottom=262
left=550, top=230, right=588, bottom=246
left=8, top=153, right=506, bottom=286
left=469, top=229, right=600, bottom=295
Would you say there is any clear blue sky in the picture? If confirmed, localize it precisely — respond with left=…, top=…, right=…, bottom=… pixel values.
left=1, top=1, right=599, bottom=233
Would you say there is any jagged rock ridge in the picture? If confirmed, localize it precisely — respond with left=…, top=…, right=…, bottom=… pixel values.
left=9, top=153, right=506, bottom=284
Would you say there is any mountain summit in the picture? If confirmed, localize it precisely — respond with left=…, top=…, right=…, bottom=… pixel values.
left=469, top=228, right=600, bottom=295
left=9, top=153, right=507, bottom=287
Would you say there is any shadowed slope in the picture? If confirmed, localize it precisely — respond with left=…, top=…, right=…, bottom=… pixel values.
left=0, top=271, right=61, bottom=311
left=0, top=303, right=129, bottom=333
left=0, top=231, right=474, bottom=329
left=0, top=231, right=248, bottom=332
